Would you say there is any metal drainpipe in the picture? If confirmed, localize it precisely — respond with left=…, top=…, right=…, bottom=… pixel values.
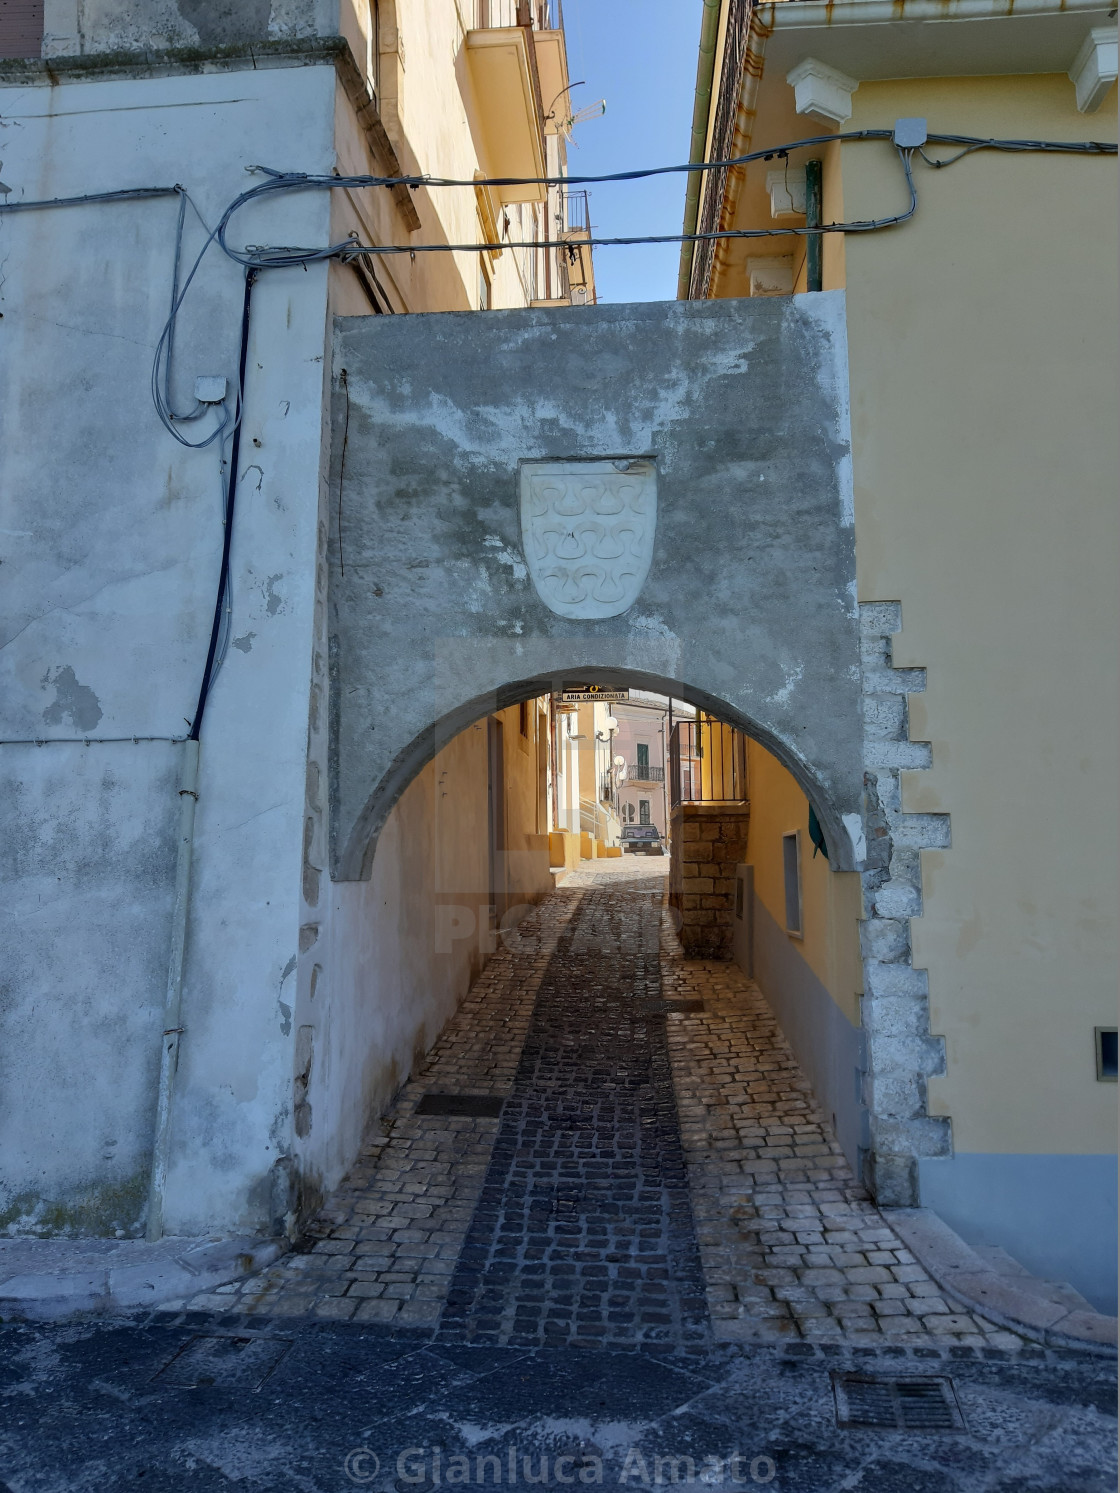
left=805, top=159, right=823, bottom=292
left=145, top=736, right=200, bottom=1240
left=677, top=0, right=723, bottom=301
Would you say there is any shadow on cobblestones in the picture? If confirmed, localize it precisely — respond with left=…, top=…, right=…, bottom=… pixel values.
left=176, top=864, right=1030, bottom=1353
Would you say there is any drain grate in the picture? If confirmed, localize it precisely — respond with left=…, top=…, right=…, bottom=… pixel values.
left=414, top=1092, right=505, bottom=1118
left=641, top=999, right=705, bottom=1015
left=832, top=1373, right=966, bottom=1432
left=153, top=1334, right=292, bottom=1391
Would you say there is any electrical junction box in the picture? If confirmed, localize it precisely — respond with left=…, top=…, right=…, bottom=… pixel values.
left=893, top=118, right=928, bottom=148
left=194, top=375, right=228, bottom=404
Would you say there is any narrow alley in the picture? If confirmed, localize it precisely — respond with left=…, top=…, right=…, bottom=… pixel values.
left=171, top=863, right=1021, bottom=1354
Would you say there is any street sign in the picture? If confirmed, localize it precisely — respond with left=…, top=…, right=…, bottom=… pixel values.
left=561, top=685, right=630, bottom=703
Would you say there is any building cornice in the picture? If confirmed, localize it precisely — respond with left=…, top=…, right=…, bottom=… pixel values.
left=0, top=34, right=348, bottom=87
left=758, top=0, right=1115, bottom=83
left=0, top=36, right=422, bottom=233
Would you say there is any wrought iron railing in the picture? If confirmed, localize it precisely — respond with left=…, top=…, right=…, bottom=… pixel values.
left=689, top=0, right=752, bottom=301
left=669, top=720, right=747, bottom=807
left=627, top=763, right=665, bottom=783
left=474, top=0, right=559, bottom=30
left=561, top=188, right=591, bottom=234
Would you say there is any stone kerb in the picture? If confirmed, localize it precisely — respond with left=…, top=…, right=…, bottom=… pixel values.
left=670, top=804, right=751, bottom=959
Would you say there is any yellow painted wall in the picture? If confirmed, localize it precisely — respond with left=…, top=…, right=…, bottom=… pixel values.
left=500, top=698, right=553, bottom=911
left=746, top=739, right=864, bottom=1025
left=329, top=0, right=560, bottom=315
left=841, top=75, right=1118, bottom=1155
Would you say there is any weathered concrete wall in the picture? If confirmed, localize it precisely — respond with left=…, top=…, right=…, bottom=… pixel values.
left=329, top=292, right=863, bottom=881
left=0, top=60, right=339, bottom=1236
left=0, top=744, right=178, bottom=1233
left=290, top=701, right=550, bottom=1211
left=41, top=0, right=337, bottom=55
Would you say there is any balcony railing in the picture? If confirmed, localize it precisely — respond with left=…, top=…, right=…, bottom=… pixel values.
left=473, top=0, right=560, bottom=30
left=689, top=0, right=752, bottom=300
left=561, top=189, right=591, bottom=234
left=670, top=720, right=748, bottom=807
left=627, top=763, right=664, bottom=783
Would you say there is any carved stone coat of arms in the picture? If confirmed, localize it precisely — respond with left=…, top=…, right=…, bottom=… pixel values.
left=519, top=459, right=657, bottom=620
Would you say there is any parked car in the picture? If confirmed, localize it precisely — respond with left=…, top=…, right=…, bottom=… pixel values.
left=621, top=825, right=665, bottom=856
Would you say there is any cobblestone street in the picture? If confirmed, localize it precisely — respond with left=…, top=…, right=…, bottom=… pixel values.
left=176, top=863, right=1021, bottom=1351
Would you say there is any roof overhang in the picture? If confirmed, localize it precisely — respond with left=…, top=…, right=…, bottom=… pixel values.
left=758, top=0, right=1116, bottom=82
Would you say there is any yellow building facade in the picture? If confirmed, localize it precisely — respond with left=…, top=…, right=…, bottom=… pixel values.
left=681, top=0, right=1118, bottom=1309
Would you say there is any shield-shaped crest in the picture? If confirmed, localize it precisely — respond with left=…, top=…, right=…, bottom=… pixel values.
left=519, top=459, right=657, bottom=620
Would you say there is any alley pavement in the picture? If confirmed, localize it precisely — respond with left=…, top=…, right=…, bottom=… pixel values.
left=2, top=864, right=1115, bottom=1491
left=177, top=864, right=1025, bottom=1350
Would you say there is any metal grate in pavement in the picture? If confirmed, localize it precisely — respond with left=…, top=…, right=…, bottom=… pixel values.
left=152, top=1334, right=292, bottom=1391
left=832, top=1372, right=967, bottom=1432
left=414, top=1093, right=505, bottom=1118
left=641, top=1000, right=705, bottom=1015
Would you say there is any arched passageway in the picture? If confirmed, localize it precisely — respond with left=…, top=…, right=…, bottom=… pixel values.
left=177, top=690, right=1001, bottom=1352
left=259, top=292, right=956, bottom=1326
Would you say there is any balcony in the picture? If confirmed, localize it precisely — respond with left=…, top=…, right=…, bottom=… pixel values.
left=557, top=189, right=596, bottom=306
left=627, top=763, right=665, bottom=784
left=670, top=720, right=748, bottom=807
left=463, top=2, right=567, bottom=206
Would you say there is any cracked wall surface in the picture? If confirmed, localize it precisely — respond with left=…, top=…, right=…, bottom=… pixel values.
left=329, top=292, right=864, bottom=881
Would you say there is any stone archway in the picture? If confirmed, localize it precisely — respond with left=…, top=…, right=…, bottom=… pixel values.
left=328, top=293, right=863, bottom=882
left=324, top=292, right=950, bottom=1207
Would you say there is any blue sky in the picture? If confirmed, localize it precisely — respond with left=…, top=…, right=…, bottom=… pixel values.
left=560, top=0, right=702, bottom=303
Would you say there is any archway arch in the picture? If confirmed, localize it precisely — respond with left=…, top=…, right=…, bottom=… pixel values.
left=339, top=666, right=860, bottom=882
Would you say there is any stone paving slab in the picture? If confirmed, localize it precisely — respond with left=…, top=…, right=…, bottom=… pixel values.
left=658, top=914, right=1026, bottom=1351
left=2, top=1312, right=1115, bottom=1492
left=435, top=875, right=708, bottom=1349
left=164, top=891, right=576, bottom=1323
left=173, top=862, right=1037, bottom=1353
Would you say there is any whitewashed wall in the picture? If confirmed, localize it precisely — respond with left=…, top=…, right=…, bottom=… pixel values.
left=0, top=61, right=338, bottom=1236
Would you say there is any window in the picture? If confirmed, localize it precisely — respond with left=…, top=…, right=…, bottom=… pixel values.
left=639, top=800, right=650, bottom=825
left=367, top=0, right=381, bottom=100
left=782, top=831, right=802, bottom=937
left=1096, top=1028, right=1118, bottom=1082
left=636, top=742, right=649, bottom=774
left=519, top=700, right=529, bottom=738
left=479, top=259, right=492, bottom=311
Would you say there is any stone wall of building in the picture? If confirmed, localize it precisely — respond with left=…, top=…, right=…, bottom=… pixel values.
left=669, top=805, right=751, bottom=959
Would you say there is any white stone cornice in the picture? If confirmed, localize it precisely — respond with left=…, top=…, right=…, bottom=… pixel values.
left=1069, top=26, right=1119, bottom=113
left=786, top=56, right=859, bottom=126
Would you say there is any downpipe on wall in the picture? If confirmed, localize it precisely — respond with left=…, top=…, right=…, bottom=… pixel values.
left=146, top=268, right=257, bottom=1241
left=145, top=736, right=200, bottom=1241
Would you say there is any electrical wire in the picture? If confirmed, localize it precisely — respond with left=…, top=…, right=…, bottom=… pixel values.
left=187, top=268, right=257, bottom=741
left=149, top=189, right=235, bottom=449
left=2, top=125, right=1113, bottom=743
left=0, top=185, right=182, bottom=213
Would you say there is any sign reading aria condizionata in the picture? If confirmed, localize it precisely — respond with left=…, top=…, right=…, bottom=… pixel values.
left=561, top=684, right=630, bottom=703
